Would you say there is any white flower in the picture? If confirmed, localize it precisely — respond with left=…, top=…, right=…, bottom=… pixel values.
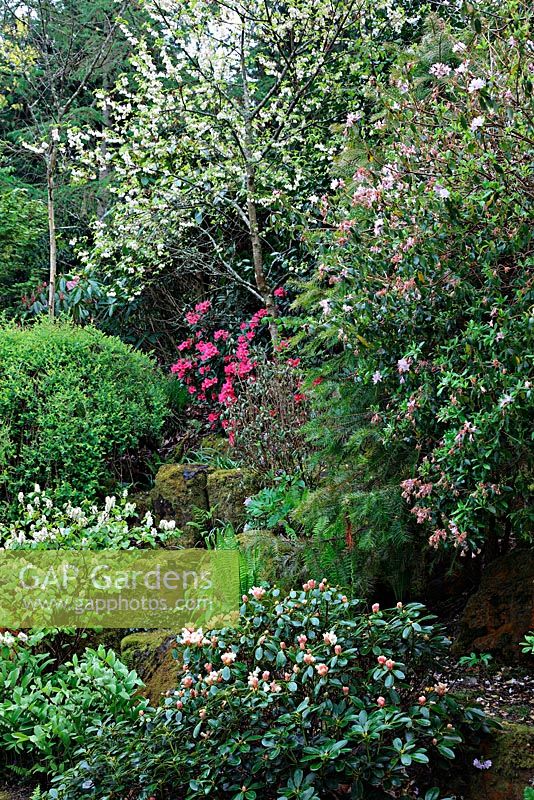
left=323, top=631, right=338, bottom=646
left=499, top=394, right=513, bottom=408
left=470, top=115, right=485, bottom=131
left=319, top=299, right=332, bottom=316
left=397, top=357, right=411, bottom=374
left=452, top=42, right=467, bottom=53
left=468, top=77, right=486, bottom=93
left=372, top=371, right=383, bottom=384
left=434, top=184, right=450, bottom=199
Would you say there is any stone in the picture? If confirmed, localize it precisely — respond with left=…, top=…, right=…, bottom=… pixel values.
left=454, top=549, right=534, bottom=663
left=465, top=723, right=534, bottom=800
left=121, top=629, right=180, bottom=705
left=207, top=468, right=258, bottom=527
left=151, top=463, right=210, bottom=538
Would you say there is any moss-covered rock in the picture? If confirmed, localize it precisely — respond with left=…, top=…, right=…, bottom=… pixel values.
left=121, top=629, right=180, bottom=705
left=207, top=468, right=258, bottom=527
left=151, top=463, right=209, bottom=539
left=466, top=722, right=534, bottom=800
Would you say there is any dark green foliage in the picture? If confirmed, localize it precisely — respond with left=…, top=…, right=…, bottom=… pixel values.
left=47, top=586, right=492, bottom=800
left=0, top=320, right=168, bottom=509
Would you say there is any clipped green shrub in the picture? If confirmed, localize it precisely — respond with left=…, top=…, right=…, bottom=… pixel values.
left=0, top=320, right=167, bottom=509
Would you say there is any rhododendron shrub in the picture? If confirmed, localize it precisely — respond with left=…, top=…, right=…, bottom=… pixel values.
left=50, top=584, right=490, bottom=800
left=170, top=301, right=269, bottom=431
left=296, top=4, right=533, bottom=554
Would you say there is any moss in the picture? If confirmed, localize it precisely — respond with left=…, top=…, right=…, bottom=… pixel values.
left=489, top=723, right=534, bottom=776
left=207, top=468, right=258, bottom=527
left=151, top=463, right=209, bottom=534
left=121, top=629, right=181, bottom=705
left=466, top=722, right=534, bottom=800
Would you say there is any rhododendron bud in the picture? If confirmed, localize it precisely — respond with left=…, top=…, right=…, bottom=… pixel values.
left=262, top=671, right=270, bottom=681
left=377, top=655, right=387, bottom=665
left=372, top=603, right=380, bottom=613
left=139, top=709, right=145, bottom=716
left=280, top=641, right=287, bottom=650
left=242, top=595, right=248, bottom=603
left=334, top=644, right=342, bottom=655
left=418, top=696, right=427, bottom=705
left=341, top=596, right=348, bottom=603
left=315, top=663, right=329, bottom=677
left=199, top=708, right=207, bottom=719
left=377, top=696, right=386, bottom=707
left=397, top=602, right=403, bottom=609
left=385, top=659, right=395, bottom=670
left=176, top=700, right=183, bottom=709
left=303, top=653, right=315, bottom=665
left=342, top=686, right=350, bottom=695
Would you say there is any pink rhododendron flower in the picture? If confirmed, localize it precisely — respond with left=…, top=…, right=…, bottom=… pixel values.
left=221, top=651, right=236, bottom=665
left=315, top=663, right=329, bottom=677
left=194, top=300, right=211, bottom=314
left=372, top=603, right=380, bottom=613
left=274, top=286, right=287, bottom=298
left=377, top=655, right=387, bottom=665
left=385, top=659, right=395, bottom=670
left=185, top=311, right=201, bottom=325
left=250, top=586, right=265, bottom=600
left=377, top=696, right=386, bottom=707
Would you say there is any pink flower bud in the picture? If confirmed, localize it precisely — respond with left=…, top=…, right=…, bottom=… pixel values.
left=315, top=663, right=329, bottom=677
left=397, top=602, right=403, bottom=609
left=334, top=644, right=342, bottom=655
left=280, top=641, right=287, bottom=650
left=418, top=696, right=427, bottom=705
left=377, top=655, right=387, bottom=665
left=377, top=696, right=386, bottom=707
left=372, top=603, right=380, bottom=613
left=342, top=686, right=350, bottom=696
left=385, top=659, right=395, bottom=670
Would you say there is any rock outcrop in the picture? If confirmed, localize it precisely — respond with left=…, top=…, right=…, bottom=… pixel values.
left=454, top=549, right=534, bottom=662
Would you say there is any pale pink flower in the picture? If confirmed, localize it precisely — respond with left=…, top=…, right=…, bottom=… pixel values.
left=250, top=586, right=265, bottom=600
left=377, top=696, right=386, bottom=707
left=397, top=357, right=411, bottom=374
left=377, top=655, right=387, bottom=665
left=429, top=63, right=451, bottom=78
left=323, top=631, right=338, bottom=646
left=315, top=663, right=329, bottom=677
left=470, top=115, right=485, bottom=131
left=221, top=651, right=236, bottom=666
left=385, top=659, right=395, bottom=670
left=372, top=603, right=380, bottom=613
left=304, top=653, right=316, bottom=665
left=468, top=77, right=486, bottom=93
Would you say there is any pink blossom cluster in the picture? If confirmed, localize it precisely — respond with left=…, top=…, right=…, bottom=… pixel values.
left=170, top=302, right=270, bottom=432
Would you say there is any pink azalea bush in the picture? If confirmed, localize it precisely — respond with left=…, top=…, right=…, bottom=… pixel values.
left=50, top=583, right=490, bottom=800
left=170, top=301, right=269, bottom=434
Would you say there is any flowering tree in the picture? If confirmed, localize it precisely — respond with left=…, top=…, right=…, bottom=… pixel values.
left=69, top=0, right=423, bottom=339
left=0, top=0, right=132, bottom=317
left=296, top=4, right=533, bottom=555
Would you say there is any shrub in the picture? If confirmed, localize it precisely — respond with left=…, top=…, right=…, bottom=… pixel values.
left=50, top=584, right=490, bottom=800
left=0, top=485, right=176, bottom=550
left=0, top=320, right=168, bottom=509
left=0, top=631, right=146, bottom=776
left=295, top=5, right=534, bottom=554
left=226, top=361, right=312, bottom=477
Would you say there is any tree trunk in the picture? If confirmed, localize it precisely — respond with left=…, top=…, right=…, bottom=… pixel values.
left=96, top=74, right=110, bottom=220
left=47, top=145, right=58, bottom=319
left=246, top=165, right=278, bottom=344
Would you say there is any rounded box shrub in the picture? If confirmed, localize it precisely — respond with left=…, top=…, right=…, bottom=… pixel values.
left=0, top=320, right=167, bottom=508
